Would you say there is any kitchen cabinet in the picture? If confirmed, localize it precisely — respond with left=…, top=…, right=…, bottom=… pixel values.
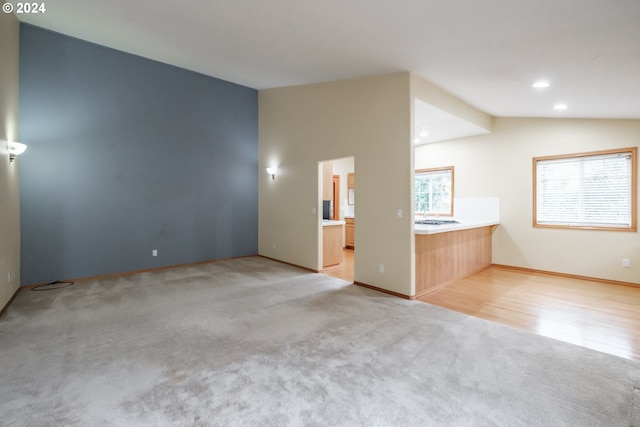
left=323, top=223, right=344, bottom=267
left=323, top=162, right=334, bottom=201
left=345, top=217, right=355, bottom=249
left=347, top=173, right=355, bottom=205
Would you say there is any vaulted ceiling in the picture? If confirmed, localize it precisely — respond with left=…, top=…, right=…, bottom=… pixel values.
left=15, top=0, right=640, bottom=119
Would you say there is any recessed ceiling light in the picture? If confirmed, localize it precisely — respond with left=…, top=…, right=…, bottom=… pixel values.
left=413, top=138, right=421, bottom=144
left=533, top=81, right=550, bottom=89
left=553, top=104, right=568, bottom=111
left=419, top=130, right=429, bottom=138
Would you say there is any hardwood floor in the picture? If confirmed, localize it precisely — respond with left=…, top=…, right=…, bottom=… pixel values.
left=419, top=265, right=640, bottom=361
left=322, top=253, right=640, bottom=361
left=322, top=248, right=354, bottom=282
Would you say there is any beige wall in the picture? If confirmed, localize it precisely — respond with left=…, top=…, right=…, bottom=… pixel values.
left=259, top=73, right=414, bottom=295
left=0, top=12, right=21, bottom=309
left=415, top=117, right=640, bottom=284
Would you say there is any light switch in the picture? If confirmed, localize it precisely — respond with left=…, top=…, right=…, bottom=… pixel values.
left=397, top=209, right=403, bottom=218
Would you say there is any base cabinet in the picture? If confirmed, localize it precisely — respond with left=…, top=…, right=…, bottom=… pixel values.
left=323, top=225, right=344, bottom=267
left=345, top=217, right=355, bottom=249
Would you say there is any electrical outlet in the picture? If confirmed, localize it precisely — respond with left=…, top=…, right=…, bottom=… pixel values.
left=152, top=249, right=158, bottom=257
left=622, top=258, right=630, bottom=268
left=397, top=209, right=403, bottom=218
left=379, top=264, right=384, bottom=273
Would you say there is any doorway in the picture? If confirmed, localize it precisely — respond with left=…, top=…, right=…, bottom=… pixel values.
left=320, top=157, right=355, bottom=282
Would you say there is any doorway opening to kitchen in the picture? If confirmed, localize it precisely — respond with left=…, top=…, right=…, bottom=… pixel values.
left=320, top=156, right=355, bottom=283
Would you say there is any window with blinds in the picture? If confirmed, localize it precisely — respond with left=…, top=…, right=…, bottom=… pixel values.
left=533, top=148, right=637, bottom=231
left=415, top=166, right=454, bottom=215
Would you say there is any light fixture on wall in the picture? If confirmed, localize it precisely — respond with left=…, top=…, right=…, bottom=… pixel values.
left=266, top=166, right=278, bottom=180
left=8, top=142, right=27, bottom=162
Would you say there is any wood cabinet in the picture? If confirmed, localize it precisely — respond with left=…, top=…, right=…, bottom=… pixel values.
left=415, top=226, right=493, bottom=297
left=322, top=162, right=333, bottom=200
left=323, top=224, right=344, bottom=267
left=347, top=173, right=355, bottom=188
left=345, top=217, right=355, bottom=249
left=347, top=173, right=355, bottom=205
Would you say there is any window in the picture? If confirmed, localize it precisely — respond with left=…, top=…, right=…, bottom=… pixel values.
left=533, top=147, right=637, bottom=231
left=414, top=166, right=454, bottom=216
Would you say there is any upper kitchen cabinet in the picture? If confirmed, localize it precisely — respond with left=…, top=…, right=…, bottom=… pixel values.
left=347, top=173, right=355, bottom=205
left=323, top=161, right=334, bottom=200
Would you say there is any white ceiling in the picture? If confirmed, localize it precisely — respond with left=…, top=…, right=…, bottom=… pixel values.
left=14, top=0, right=640, bottom=119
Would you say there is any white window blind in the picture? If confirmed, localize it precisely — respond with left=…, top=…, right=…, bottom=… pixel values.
left=535, top=151, right=633, bottom=228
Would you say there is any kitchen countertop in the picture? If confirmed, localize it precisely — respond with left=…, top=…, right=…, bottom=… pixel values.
left=322, top=220, right=346, bottom=226
left=414, top=219, right=499, bottom=235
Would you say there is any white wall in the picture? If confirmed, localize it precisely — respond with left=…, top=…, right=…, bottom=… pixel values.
left=0, top=12, right=21, bottom=309
left=259, top=73, right=414, bottom=295
left=415, top=117, right=640, bottom=284
left=410, top=73, right=493, bottom=135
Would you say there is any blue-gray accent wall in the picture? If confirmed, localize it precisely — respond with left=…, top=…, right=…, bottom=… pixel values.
left=18, top=24, right=258, bottom=285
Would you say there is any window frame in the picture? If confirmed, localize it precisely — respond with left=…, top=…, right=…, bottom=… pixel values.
left=414, top=166, right=455, bottom=217
left=532, top=147, right=637, bottom=232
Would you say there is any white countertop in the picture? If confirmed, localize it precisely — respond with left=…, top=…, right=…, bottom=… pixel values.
left=414, top=219, right=499, bottom=235
left=322, top=220, right=346, bottom=226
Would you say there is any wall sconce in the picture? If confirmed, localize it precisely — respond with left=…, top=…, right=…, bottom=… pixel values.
left=8, top=142, right=27, bottom=163
left=266, top=166, right=278, bottom=180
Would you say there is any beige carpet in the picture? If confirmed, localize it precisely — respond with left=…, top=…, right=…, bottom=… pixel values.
left=1, top=256, right=639, bottom=426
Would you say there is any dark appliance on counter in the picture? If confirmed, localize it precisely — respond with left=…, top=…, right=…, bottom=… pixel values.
left=322, top=200, right=331, bottom=220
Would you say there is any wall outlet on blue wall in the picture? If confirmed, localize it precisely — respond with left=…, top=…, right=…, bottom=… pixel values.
left=152, top=249, right=158, bottom=257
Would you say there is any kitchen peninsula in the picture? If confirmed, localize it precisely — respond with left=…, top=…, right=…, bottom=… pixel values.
left=414, top=198, right=499, bottom=298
